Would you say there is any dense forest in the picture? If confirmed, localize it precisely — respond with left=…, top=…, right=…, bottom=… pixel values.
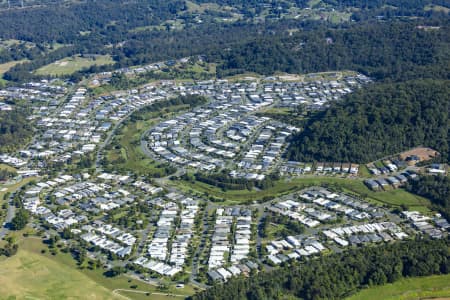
left=0, top=108, right=33, bottom=152
left=407, top=175, right=450, bottom=219
left=213, top=20, right=450, bottom=82
left=3, top=19, right=298, bottom=82
left=5, top=18, right=450, bottom=83
left=0, top=0, right=448, bottom=83
left=0, top=42, right=44, bottom=64
left=191, top=238, right=450, bottom=300
left=286, top=80, right=449, bottom=163
left=0, top=0, right=185, bottom=43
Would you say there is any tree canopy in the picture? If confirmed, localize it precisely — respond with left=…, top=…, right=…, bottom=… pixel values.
left=0, top=108, right=33, bottom=152
left=286, top=80, right=450, bottom=163
left=407, top=175, right=450, bottom=219
left=11, top=209, right=29, bottom=231
left=191, top=238, right=450, bottom=300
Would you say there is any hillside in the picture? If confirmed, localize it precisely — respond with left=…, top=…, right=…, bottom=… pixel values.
left=286, top=80, right=450, bottom=163
left=0, top=247, right=122, bottom=299
left=347, top=274, right=450, bottom=300
left=0, top=1, right=449, bottom=300
left=0, top=0, right=448, bottom=83
left=190, top=238, right=450, bottom=300
left=0, top=108, right=33, bottom=152
left=407, top=175, right=450, bottom=219
left=214, top=21, right=450, bottom=81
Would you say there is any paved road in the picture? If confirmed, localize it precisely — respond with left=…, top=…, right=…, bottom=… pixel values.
left=189, top=205, right=212, bottom=289
left=0, top=193, right=16, bottom=239
left=113, top=289, right=186, bottom=299
left=95, top=111, right=135, bottom=174
left=133, top=221, right=154, bottom=258
left=95, top=93, right=176, bottom=174
left=140, top=139, right=160, bottom=163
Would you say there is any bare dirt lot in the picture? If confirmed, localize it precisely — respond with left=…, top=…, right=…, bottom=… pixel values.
left=399, top=147, right=439, bottom=163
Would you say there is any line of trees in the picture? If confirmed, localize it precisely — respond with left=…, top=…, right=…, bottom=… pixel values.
left=11, top=208, right=29, bottom=230
left=407, top=175, right=450, bottom=219
left=0, top=169, right=17, bottom=181
left=185, top=171, right=279, bottom=191
left=138, top=94, right=207, bottom=116
left=260, top=213, right=305, bottom=238
left=191, top=237, right=450, bottom=300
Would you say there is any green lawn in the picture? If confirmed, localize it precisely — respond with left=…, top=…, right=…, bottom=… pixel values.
left=90, top=84, right=118, bottom=96
left=105, top=105, right=188, bottom=177
left=0, top=176, right=36, bottom=201
left=257, top=107, right=304, bottom=126
left=0, top=242, right=122, bottom=299
left=0, top=237, right=196, bottom=300
left=374, top=161, right=385, bottom=168
left=118, top=290, right=189, bottom=300
left=151, top=62, right=217, bottom=81
left=35, top=55, right=114, bottom=76
left=0, top=59, right=27, bottom=76
left=366, top=188, right=430, bottom=211
left=105, top=116, right=161, bottom=176
left=262, top=223, right=286, bottom=243
left=327, top=11, right=352, bottom=24
left=424, top=4, right=450, bottom=13
left=176, top=176, right=432, bottom=211
left=0, top=163, right=16, bottom=172
left=358, top=165, right=373, bottom=178
left=347, top=274, right=450, bottom=300
left=185, top=0, right=222, bottom=13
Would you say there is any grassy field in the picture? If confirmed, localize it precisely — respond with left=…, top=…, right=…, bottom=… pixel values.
left=257, top=107, right=304, bottom=126
left=0, top=164, right=16, bottom=172
left=176, top=176, right=432, bottom=211
left=258, top=107, right=298, bottom=119
left=105, top=105, right=189, bottom=177
left=186, top=0, right=222, bottom=13
left=0, top=60, right=27, bottom=76
left=357, top=165, right=373, bottom=178
left=181, top=62, right=216, bottom=77
left=424, top=4, right=450, bottom=13
left=347, top=274, right=450, bottom=300
left=327, top=11, right=352, bottom=24
left=262, top=223, right=286, bottom=243
left=0, top=242, right=122, bottom=299
left=151, top=61, right=216, bottom=81
left=0, top=176, right=36, bottom=201
left=0, top=237, right=196, bottom=300
left=35, top=55, right=114, bottom=76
